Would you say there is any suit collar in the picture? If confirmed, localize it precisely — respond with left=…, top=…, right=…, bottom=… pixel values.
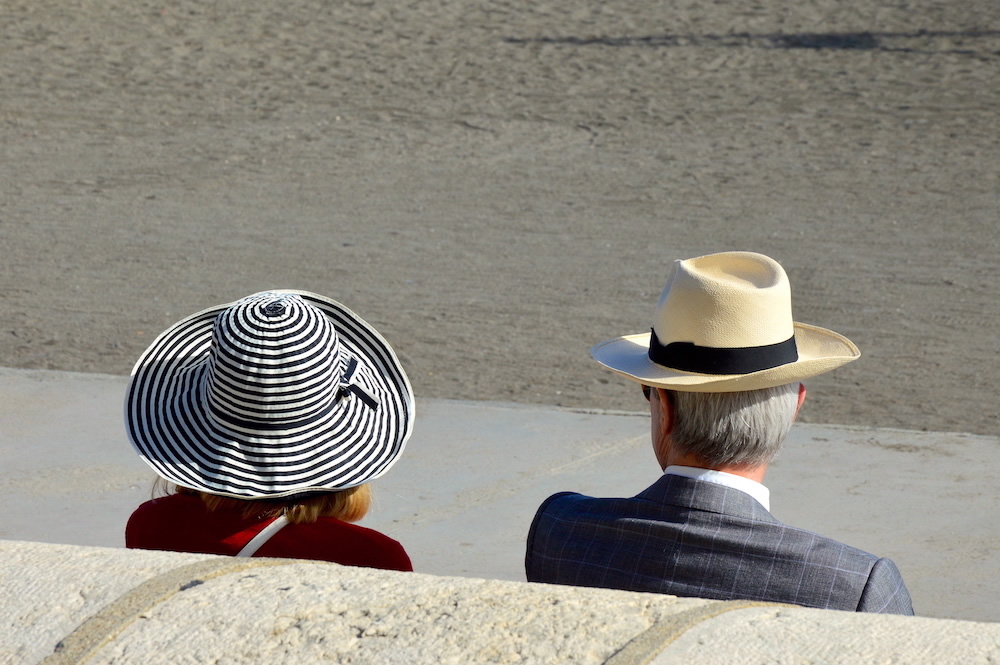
left=664, top=465, right=770, bottom=510
left=637, top=473, right=778, bottom=522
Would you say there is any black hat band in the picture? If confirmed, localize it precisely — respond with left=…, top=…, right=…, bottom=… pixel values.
left=648, top=328, right=798, bottom=375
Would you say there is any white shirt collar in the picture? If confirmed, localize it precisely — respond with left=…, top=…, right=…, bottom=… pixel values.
left=665, top=465, right=770, bottom=511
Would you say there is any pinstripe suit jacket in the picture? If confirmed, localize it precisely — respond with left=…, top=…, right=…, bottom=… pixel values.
left=525, top=474, right=913, bottom=614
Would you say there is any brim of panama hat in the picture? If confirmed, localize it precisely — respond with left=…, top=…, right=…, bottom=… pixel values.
left=591, top=322, right=860, bottom=393
left=125, top=290, right=414, bottom=498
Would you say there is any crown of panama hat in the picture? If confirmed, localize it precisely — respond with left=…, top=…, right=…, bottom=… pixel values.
left=590, top=251, right=860, bottom=392
left=125, top=290, right=414, bottom=498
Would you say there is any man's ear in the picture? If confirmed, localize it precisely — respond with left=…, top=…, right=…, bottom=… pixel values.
left=794, top=383, right=807, bottom=420
left=657, top=388, right=675, bottom=437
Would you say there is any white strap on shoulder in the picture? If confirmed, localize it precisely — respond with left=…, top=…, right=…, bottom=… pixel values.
left=237, top=514, right=289, bottom=557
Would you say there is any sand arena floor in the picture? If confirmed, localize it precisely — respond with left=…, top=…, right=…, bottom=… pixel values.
left=1, top=0, right=998, bottom=434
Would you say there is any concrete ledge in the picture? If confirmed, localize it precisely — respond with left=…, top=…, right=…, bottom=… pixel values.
left=5, top=540, right=999, bottom=665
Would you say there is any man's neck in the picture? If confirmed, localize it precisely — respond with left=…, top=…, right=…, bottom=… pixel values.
left=664, top=452, right=768, bottom=484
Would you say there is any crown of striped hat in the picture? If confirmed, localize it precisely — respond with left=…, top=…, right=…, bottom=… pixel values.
left=125, top=291, right=414, bottom=498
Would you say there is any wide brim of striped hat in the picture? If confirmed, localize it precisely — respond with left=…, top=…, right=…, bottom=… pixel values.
left=125, top=290, right=414, bottom=499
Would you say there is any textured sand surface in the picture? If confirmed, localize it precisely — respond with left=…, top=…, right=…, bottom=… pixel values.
left=2, top=1, right=998, bottom=434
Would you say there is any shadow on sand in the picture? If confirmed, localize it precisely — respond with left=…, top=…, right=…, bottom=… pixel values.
left=505, top=29, right=1000, bottom=57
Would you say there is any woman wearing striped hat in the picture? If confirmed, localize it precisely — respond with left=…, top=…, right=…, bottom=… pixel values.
left=124, top=291, right=414, bottom=570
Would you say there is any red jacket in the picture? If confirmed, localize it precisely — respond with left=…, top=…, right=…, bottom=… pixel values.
left=126, top=493, right=412, bottom=572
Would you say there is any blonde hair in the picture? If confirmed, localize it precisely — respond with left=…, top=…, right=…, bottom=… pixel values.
left=153, top=478, right=372, bottom=525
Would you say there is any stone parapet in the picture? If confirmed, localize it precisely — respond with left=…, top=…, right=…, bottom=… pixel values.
left=4, top=540, right=998, bottom=665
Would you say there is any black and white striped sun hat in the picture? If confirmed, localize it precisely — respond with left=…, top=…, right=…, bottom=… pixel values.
left=125, top=290, right=414, bottom=499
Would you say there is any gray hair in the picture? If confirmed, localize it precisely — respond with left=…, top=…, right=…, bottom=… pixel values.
left=668, top=383, right=800, bottom=467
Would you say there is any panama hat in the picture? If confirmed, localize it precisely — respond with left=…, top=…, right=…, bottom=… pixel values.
left=591, top=252, right=860, bottom=392
left=125, top=290, right=414, bottom=498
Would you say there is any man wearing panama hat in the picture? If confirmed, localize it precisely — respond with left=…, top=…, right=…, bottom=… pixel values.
left=525, top=251, right=913, bottom=614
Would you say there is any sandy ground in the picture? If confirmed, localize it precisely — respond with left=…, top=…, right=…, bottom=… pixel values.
left=1, top=1, right=998, bottom=435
